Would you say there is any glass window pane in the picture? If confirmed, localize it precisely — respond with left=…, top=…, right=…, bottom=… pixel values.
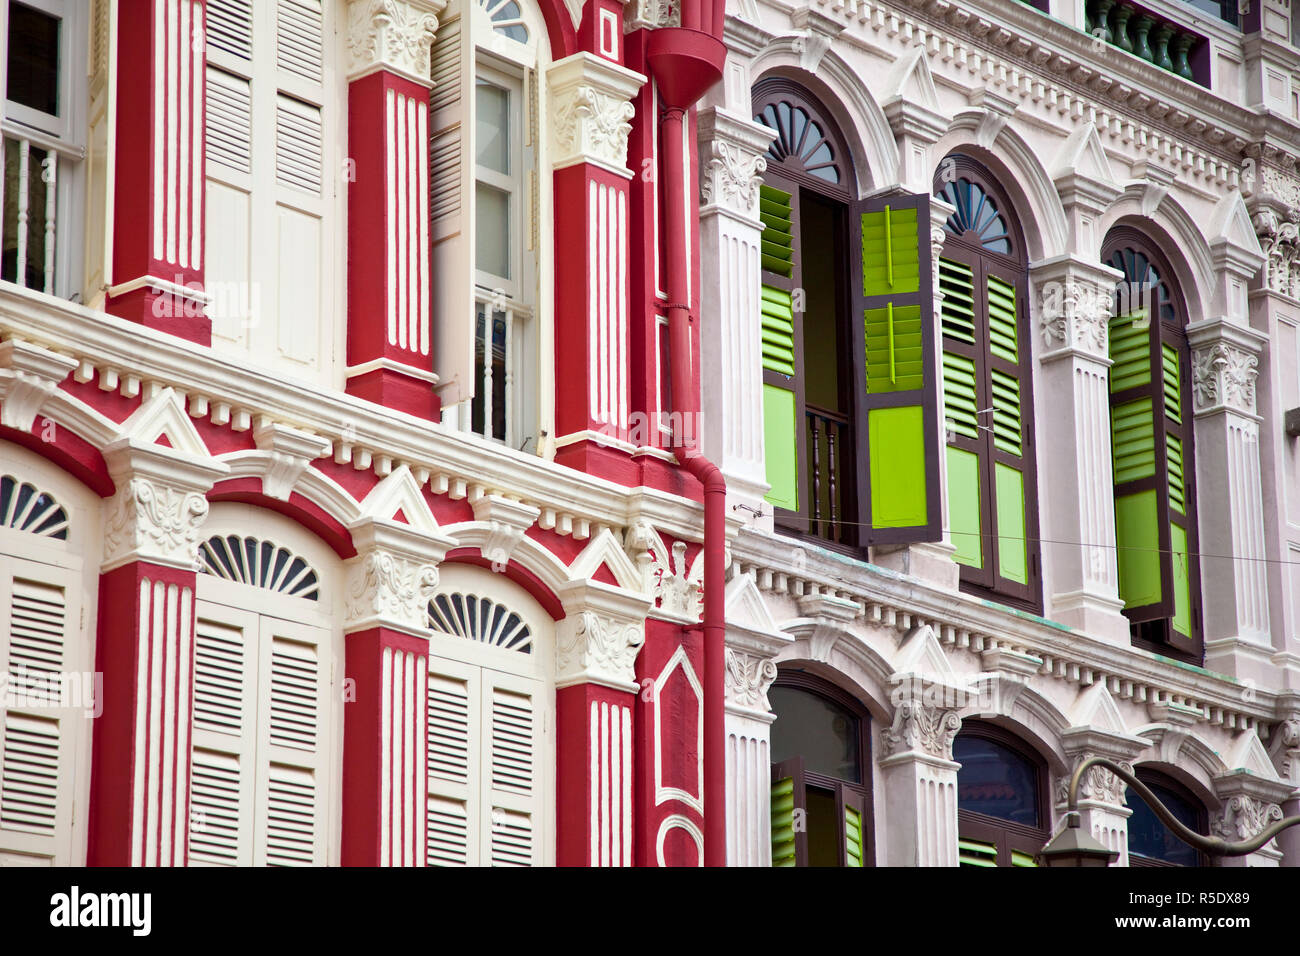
left=475, top=80, right=510, bottom=175
left=769, top=685, right=861, bottom=783
left=1128, top=781, right=1201, bottom=866
left=7, top=2, right=61, bottom=116
left=475, top=182, right=511, bottom=279
left=954, top=734, right=1040, bottom=827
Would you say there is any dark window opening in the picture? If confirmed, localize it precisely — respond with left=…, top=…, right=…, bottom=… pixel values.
left=6, top=2, right=61, bottom=117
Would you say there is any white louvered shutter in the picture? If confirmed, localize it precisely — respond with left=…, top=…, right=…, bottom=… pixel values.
left=204, top=0, right=333, bottom=374
left=0, top=563, right=81, bottom=865
left=189, top=604, right=258, bottom=865
left=429, top=0, right=477, bottom=408
left=483, top=668, right=542, bottom=866
left=426, top=655, right=480, bottom=866
left=253, top=616, right=330, bottom=866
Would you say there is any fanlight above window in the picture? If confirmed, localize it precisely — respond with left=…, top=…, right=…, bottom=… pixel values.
left=429, top=592, right=533, bottom=654
left=199, top=534, right=321, bottom=601
left=1107, top=246, right=1176, bottom=325
left=0, top=475, right=68, bottom=539
left=479, top=0, right=529, bottom=41
left=939, top=177, right=1012, bottom=254
left=754, top=100, right=841, bottom=184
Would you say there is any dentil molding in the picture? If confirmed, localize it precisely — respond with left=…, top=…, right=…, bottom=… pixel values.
left=345, top=0, right=444, bottom=85
left=547, top=53, right=646, bottom=177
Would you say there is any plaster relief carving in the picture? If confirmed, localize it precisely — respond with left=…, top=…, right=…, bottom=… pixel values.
left=724, top=648, right=778, bottom=711
left=700, top=141, right=767, bottom=215
left=557, top=610, right=645, bottom=688
left=346, top=0, right=442, bottom=82
left=880, top=698, right=961, bottom=761
left=1212, top=795, right=1283, bottom=842
left=104, top=478, right=211, bottom=569
left=345, top=549, right=439, bottom=632
left=1191, top=342, right=1258, bottom=414
left=552, top=86, right=636, bottom=171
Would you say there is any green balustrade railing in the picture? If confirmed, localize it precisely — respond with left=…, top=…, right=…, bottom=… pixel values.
left=1083, top=0, right=1208, bottom=84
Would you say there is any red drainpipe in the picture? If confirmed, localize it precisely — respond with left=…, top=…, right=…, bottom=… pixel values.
left=646, top=15, right=728, bottom=867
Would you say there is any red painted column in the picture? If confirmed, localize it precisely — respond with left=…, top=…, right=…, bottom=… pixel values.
left=87, top=407, right=228, bottom=866
left=547, top=53, right=646, bottom=483
left=105, top=0, right=209, bottom=343
left=555, top=581, right=650, bottom=866
left=340, top=508, right=450, bottom=866
left=343, top=4, right=440, bottom=420
left=341, top=627, right=431, bottom=866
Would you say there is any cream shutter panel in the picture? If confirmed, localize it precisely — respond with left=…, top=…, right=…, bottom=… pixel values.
left=483, top=668, right=542, bottom=866
left=207, top=0, right=254, bottom=60
left=253, top=616, right=330, bottom=866
left=0, top=563, right=81, bottom=864
left=189, top=604, right=258, bottom=866
left=426, top=654, right=481, bottom=866
left=429, top=0, right=476, bottom=408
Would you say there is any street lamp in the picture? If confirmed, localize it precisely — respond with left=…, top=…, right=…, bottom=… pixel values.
left=1038, top=756, right=1300, bottom=866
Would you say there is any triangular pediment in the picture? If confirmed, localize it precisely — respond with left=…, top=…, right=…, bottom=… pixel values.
left=116, top=387, right=208, bottom=457
left=1229, top=731, right=1280, bottom=779
left=570, top=528, right=643, bottom=592
left=883, top=47, right=939, bottom=111
left=1209, top=190, right=1263, bottom=256
left=893, top=624, right=954, bottom=677
left=1069, top=683, right=1127, bottom=734
left=357, top=465, right=439, bottom=534
left=725, top=572, right=781, bottom=635
left=1052, top=124, right=1116, bottom=185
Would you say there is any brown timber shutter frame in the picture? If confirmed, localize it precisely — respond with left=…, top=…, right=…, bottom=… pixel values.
left=1103, top=229, right=1202, bottom=661
left=933, top=157, right=1041, bottom=611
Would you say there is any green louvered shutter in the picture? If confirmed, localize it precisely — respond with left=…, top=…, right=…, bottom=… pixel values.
left=836, top=783, right=867, bottom=867
left=939, top=253, right=1035, bottom=599
left=958, top=837, right=998, bottom=867
left=759, top=181, right=803, bottom=514
left=1107, top=310, right=1197, bottom=654
left=853, top=192, right=940, bottom=543
left=770, top=758, right=807, bottom=867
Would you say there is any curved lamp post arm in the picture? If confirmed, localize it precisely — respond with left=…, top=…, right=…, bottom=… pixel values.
left=1067, top=756, right=1300, bottom=857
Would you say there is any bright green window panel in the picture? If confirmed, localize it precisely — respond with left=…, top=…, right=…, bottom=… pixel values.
left=1167, top=434, right=1185, bottom=515
left=1010, top=850, right=1038, bottom=868
left=844, top=805, right=864, bottom=868
left=868, top=405, right=927, bottom=529
left=1162, top=343, right=1181, bottom=423
left=986, top=274, right=1018, bottom=363
left=1171, top=522, right=1192, bottom=640
left=759, top=185, right=794, bottom=277
left=860, top=206, right=919, bottom=297
left=771, top=776, right=797, bottom=867
left=995, top=462, right=1028, bottom=585
left=1109, top=314, right=1152, bottom=392
left=946, top=446, right=982, bottom=569
left=1116, top=489, right=1162, bottom=609
left=864, top=303, right=923, bottom=393
left=942, top=352, right=979, bottom=441
left=958, top=838, right=998, bottom=867
left=761, top=285, right=796, bottom=376
left=1112, top=397, right=1156, bottom=484
left=990, top=369, right=1023, bottom=457
left=763, top=385, right=798, bottom=512
left=939, top=258, right=976, bottom=344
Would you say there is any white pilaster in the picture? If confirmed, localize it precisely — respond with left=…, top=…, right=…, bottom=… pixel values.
left=878, top=691, right=962, bottom=867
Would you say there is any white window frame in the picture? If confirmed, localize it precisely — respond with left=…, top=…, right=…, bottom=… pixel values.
left=0, top=0, right=88, bottom=299
left=190, top=504, right=343, bottom=867
left=0, top=444, right=99, bottom=867
left=425, top=562, right=555, bottom=866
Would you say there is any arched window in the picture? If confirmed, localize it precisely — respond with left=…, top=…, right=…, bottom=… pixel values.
left=1126, top=768, right=1208, bottom=867
left=754, top=78, right=941, bottom=550
left=935, top=156, right=1041, bottom=610
left=425, top=563, right=554, bottom=866
left=0, top=446, right=97, bottom=866
left=768, top=671, right=872, bottom=867
left=1103, top=228, right=1201, bottom=660
left=190, top=505, right=342, bottom=866
left=432, top=0, right=549, bottom=449
left=954, top=722, right=1049, bottom=867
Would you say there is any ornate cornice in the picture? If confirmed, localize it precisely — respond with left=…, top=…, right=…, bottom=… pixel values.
left=547, top=53, right=645, bottom=178
left=345, top=0, right=444, bottom=85
left=880, top=697, right=962, bottom=762
left=344, top=548, right=439, bottom=634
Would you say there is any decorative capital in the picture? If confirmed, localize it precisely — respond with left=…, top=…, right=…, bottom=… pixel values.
left=697, top=107, right=776, bottom=220
left=557, top=610, right=646, bottom=692
left=1268, top=714, right=1300, bottom=784
left=345, top=547, right=439, bottom=635
left=623, top=0, right=678, bottom=30
left=1056, top=755, right=1133, bottom=808
left=880, top=697, right=961, bottom=761
left=1251, top=201, right=1300, bottom=301
left=1212, top=795, right=1283, bottom=843
left=723, top=647, right=779, bottom=713
left=104, top=477, right=213, bottom=572
left=345, top=0, right=444, bottom=85
left=547, top=53, right=645, bottom=177
left=1191, top=342, right=1259, bottom=415
left=1029, top=258, right=1123, bottom=360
